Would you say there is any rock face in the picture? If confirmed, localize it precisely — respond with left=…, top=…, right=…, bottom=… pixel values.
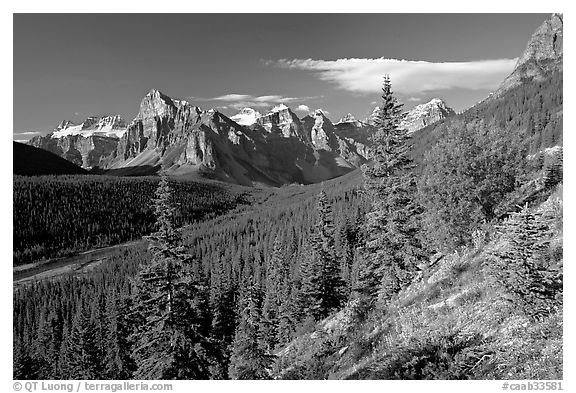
left=29, top=90, right=378, bottom=186
left=400, top=98, right=456, bottom=134
left=28, top=114, right=128, bottom=168
left=255, top=104, right=308, bottom=140
left=368, top=98, right=455, bottom=134
left=496, top=13, right=563, bottom=95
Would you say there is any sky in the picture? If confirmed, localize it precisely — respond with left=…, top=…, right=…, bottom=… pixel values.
left=13, top=13, right=550, bottom=140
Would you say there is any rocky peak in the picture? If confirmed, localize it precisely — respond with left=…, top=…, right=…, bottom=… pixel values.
left=517, top=13, right=562, bottom=68
left=335, top=113, right=357, bottom=124
left=308, top=109, right=338, bottom=151
left=231, top=107, right=262, bottom=126
left=256, top=105, right=304, bottom=139
left=400, top=98, right=456, bottom=134
left=56, top=120, right=77, bottom=131
left=496, top=13, right=563, bottom=95
left=138, top=89, right=176, bottom=118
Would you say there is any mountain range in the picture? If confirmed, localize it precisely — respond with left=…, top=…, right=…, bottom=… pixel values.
left=27, top=96, right=455, bottom=185
left=23, top=13, right=562, bottom=187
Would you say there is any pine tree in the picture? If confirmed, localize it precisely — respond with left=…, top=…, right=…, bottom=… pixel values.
left=228, top=283, right=274, bottom=380
left=210, top=257, right=238, bottom=379
left=60, top=306, right=103, bottom=379
left=358, top=75, right=426, bottom=305
left=13, top=344, right=39, bottom=380
left=104, top=295, right=136, bottom=379
left=543, top=147, right=563, bottom=189
left=296, top=240, right=323, bottom=321
left=262, top=235, right=284, bottom=350
left=131, top=175, right=215, bottom=379
left=312, top=189, right=346, bottom=317
left=32, top=308, right=62, bottom=378
left=490, top=204, right=562, bottom=320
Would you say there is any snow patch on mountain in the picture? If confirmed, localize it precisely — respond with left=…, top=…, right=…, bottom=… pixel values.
left=231, top=108, right=262, bottom=126
left=51, top=115, right=127, bottom=138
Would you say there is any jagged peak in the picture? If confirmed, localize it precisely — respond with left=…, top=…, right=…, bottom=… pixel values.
left=268, top=104, right=290, bottom=114
left=231, top=107, right=262, bottom=126
left=336, top=113, right=356, bottom=124
left=55, top=120, right=77, bottom=130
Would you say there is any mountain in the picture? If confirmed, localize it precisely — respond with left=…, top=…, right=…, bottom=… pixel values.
left=255, top=104, right=309, bottom=140
left=409, top=14, right=563, bottom=168
left=13, top=142, right=88, bottom=176
left=230, top=108, right=262, bottom=126
left=105, top=90, right=376, bottom=185
left=400, top=98, right=456, bottom=134
left=52, top=115, right=127, bottom=138
left=28, top=115, right=127, bottom=169
left=29, top=90, right=376, bottom=186
left=368, top=98, right=456, bottom=134
left=496, top=13, right=563, bottom=95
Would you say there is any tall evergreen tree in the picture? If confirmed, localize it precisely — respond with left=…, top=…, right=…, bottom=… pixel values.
left=262, top=235, right=284, bottom=350
left=60, top=306, right=103, bottom=379
left=229, top=283, right=274, bottom=380
left=358, top=75, right=426, bottom=305
left=312, top=189, right=346, bottom=317
left=210, top=257, right=238, bottom=379
left=131, top=175, right=215, bottom=379
left=490, top=204, right=562, bottom=320
left=104, top=295, right=136, bottom=379
left=296, top=240, right=323, bottom=321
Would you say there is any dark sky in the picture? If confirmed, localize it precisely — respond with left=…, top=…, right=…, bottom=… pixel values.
left=13, top=13, right=549, bottom=138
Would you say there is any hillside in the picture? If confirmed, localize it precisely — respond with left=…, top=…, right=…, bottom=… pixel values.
left=13, top=14, right=563, bottom=382
left=13, top=142, right=88, bottom=176
left=274, top=184, right=562, bottom=379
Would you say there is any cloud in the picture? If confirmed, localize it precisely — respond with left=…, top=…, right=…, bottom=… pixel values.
left=295, top=104, right=310, bottom=112
left=188, top=93, right=319, bottom=111
left=265, top=57, right=517, bottom=94
left=13, top=131, right=40, bottom=135
left=406, top=97, right=422, bottom=102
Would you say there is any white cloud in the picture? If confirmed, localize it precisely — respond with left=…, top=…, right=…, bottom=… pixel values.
left=189, top=93, right=319, bottom=110
left=13, top=131, right=41, bottom=135
left=295, top=104, right=310, bottom=112
left=266, top=57, right=517, bottom=94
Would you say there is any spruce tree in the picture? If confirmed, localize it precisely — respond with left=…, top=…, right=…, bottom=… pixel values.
left=60, top=306, right=103, bottom=379
left=358, top=75, right=426, bottom=305
left=228, top=283, right=274, bottom=380
left=490, top=204, right=562, bottom=320
left=210, top=257, right=237, bottom=379
left=104, top=295, right=136, bottom=379
left=262, top=235, right=284, bottom=350
left=296, top=240, right=323, bottom=321
left=312, top=189, right=346, bottom=317
left=131, top=175, right=214, bottom=379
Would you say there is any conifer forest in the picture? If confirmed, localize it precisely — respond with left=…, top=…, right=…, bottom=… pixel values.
left=13, top=13, right=563, bottom=382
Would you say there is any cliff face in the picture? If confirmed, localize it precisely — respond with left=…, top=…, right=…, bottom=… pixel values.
left=28, top=89, right=380, bottom=186
left=400, top=98, right=456, bottom=134
left=28, top=114, right=128, bottom=169
left=496, top=13, right=563, bottom=94
left=255, top=105, right=308, bottom=140
left=28, top=134, right=118, bottom=168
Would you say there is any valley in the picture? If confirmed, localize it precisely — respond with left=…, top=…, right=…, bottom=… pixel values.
left=12, top=13, right=563, bottom=382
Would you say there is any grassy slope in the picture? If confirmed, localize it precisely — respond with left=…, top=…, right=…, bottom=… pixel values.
left=276, top=185, right=562, bottom=380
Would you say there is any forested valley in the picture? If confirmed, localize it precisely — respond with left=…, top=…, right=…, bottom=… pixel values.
left=13, top=73, right=563, bottom=380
